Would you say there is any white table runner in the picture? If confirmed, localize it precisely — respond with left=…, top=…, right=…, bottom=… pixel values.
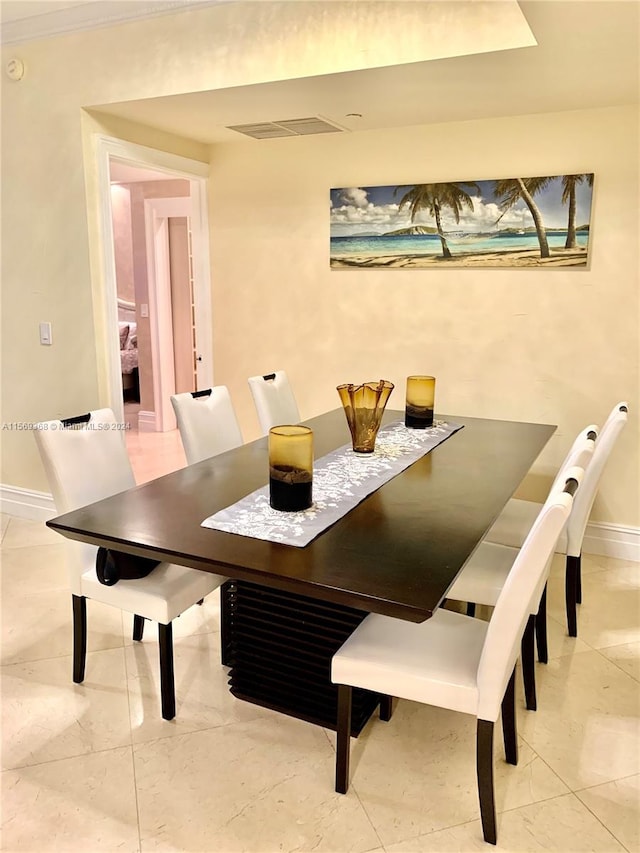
left=201, top=419, right=463, bottom=547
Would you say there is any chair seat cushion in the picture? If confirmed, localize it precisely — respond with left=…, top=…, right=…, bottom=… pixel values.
left=81, top=561, right=224, bottom=624
left=332, top=608, right=488, bottom=717
left=486, top=498, right=568, bottom=553
left=447, top=541, right=518, bottom=608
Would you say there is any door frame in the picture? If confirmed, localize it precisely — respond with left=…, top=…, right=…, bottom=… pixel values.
left=94, top=135, right=213, bottom=425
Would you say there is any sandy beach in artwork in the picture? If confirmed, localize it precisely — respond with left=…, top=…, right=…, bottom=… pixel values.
left=330, top=247, right=589, bottom=269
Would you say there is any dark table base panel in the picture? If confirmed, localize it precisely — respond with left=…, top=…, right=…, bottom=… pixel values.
left=221, top=580, right=381, bottom=735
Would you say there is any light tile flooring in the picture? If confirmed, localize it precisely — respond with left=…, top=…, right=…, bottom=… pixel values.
left=123, top=404, right=187, bottom=484
left=1, top=514, right=638, bottom=851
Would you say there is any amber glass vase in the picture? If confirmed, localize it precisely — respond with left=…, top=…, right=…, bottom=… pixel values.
left=337, top=380, right=394, bottom=453
left=268, top=425, right=313, bottom=511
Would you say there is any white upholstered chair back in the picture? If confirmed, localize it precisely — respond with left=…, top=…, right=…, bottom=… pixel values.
left=171, top=387, right=243, bottom=464
left=550, top=424, right=598, bottom=492
left=476, top=486, right=575, bottom=722
left=247, top=370, right=300, bottom=434
left=566, top=401, right=628, bottom=556
left=34, top=409, right=134, bottom=595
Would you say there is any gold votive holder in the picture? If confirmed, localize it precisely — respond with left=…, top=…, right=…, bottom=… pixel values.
left=337, top=380, right=394, bottom=453
left=268, top=425, right=313, bottom=511
left=405, top=376, right=436, bottom=428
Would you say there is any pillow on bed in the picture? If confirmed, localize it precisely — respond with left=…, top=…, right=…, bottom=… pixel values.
left=126, top=322, right=137, bottom=349
left=118, top=323, right=130, bottom=349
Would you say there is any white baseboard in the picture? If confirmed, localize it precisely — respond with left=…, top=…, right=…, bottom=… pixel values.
left=137, top=410, right=156, bottom=432
left=582, top=521, right=640, bottom=563
left=0, top=485, right=56, bottom=522
left=2, top=482, right=639, bottom=562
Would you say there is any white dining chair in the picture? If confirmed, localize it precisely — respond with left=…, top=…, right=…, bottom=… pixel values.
left=34, top=408, right=226, bottom=720
left=171, top=386, right=243, bottom=465
left=331, top=483, right=576, bottom=846
left=247, top=370, right=300, bottom=434
left=485, top=402, right=628, bottom=636
left=450, top=423, right=596, bottom=670
left=447, top=463, right=587, bottom=712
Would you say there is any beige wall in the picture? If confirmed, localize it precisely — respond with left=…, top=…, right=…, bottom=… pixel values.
left=208, top=105, right=639, bottom=527
left=0, top=3, right=637, bottom=531
left=111, top=185, right=135, bottom=304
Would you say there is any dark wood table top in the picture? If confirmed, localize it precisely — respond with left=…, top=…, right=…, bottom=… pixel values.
left=47, top=409, right=555, bottom=622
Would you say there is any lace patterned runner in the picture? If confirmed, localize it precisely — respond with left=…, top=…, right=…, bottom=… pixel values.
left=201, top=420, right=463, bottom=547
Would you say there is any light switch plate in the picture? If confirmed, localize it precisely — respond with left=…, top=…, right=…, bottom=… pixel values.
left=39, top=322, right=52, bottom=345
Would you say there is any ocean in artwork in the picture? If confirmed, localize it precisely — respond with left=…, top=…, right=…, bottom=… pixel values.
left=331, top=230, right=589, bottom=258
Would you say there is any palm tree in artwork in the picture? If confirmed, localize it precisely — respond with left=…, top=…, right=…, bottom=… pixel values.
left=561, top=174, right=593, bottom=248
left=394, top=182, right=479, bottom=258
left=494, top=177, right=551, bottom=258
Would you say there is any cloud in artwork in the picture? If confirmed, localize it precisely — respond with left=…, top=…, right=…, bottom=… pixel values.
left=330, top=189, right=534, bottom=236
left=336, top=187, right=370, bottom=208
left=330, top=189, right=409, bottom=235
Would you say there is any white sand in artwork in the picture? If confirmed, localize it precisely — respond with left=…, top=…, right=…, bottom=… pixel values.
left=330, top=248, right=588, bottom=269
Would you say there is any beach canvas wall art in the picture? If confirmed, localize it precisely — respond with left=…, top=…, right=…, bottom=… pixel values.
left=330, top=174, right=594, bottom=269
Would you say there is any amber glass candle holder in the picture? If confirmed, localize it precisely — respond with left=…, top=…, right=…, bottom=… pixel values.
left=337, top=380, right=394, bottom=454
left=405, top=375, right=436, bottom=428
left=268, top=426, right=313, bottom=511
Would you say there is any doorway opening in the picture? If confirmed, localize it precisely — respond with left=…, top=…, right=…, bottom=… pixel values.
left=95, top=137, right=213, bottom=479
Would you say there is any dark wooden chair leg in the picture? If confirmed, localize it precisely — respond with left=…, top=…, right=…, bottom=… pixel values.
left=466, top=602, right=477, bottom=617
left=521, top=614, right=537, bottom=711
left=575, top=553, right=582, bottom=604
left=501, top=667, right=518, bottom=765
left=72, top=594, right=87, bottom=684
left=476, top=719, right=497, bottom=845
left=379, top=695, right=394, bottom=721
left=133, top=615, right=145, bottom=642
left=335, top=684, right=352, bottom=794
left=158, top=622, right=176, bottom=721
left=565, top=555, right=579, bottom=637
left=535, top=585, right=548, bottom=664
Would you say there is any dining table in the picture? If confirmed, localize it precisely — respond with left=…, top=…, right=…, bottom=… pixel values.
left=47, top=407, right=555, bottom=734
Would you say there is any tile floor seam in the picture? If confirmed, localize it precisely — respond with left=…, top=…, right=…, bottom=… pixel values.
left=501, top=790, right=630, bottom=851
left=508, top=738, right=573, bottom=800
left=592, top=647, right=640, bottom=683
left=1, top=742, right=133, bottom=774
left=357, top=806, right=484, bottom=848
left=544, top=610, right=600, bottom=656
left=123, top=640, right=144, bottom=853
left=586, top=637, right=640, bottom=653
left=1, top=644, right=126, bottom=668
left=498, top=788, right=580, bottom=816
left=345, top=741, right=569, bottom=848
left=572, top=771, right=640, bottom=793
left=351, top=781, right=386, bottom=851
left=130, top=716, right=258, bottom=752
left=572, top=788, right=634, bottom=853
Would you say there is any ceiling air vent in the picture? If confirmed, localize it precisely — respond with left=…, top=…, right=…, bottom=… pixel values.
left=227, top=116, right=345, bottom=140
